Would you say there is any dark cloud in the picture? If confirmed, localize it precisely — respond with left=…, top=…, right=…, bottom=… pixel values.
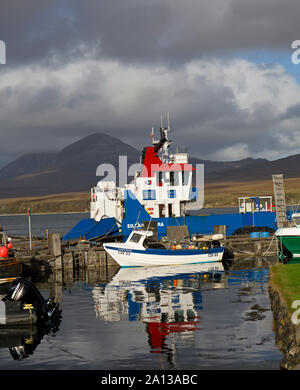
left=1, top=0, right=299, bottom=67
left=0, top=1, right=300, bottom=167
left=0, top=56, right=299, bottom=164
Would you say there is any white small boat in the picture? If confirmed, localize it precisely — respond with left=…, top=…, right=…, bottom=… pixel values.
left=103, top=230, right=225, bottom=267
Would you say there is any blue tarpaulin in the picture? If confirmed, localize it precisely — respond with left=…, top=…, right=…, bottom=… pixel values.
left=121, top=189, right=279, bottom=239
left=62, top=217, right=120, bottom=241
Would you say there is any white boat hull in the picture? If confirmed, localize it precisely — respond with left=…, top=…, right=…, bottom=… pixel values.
left=103, top=244, right=224, bottom=267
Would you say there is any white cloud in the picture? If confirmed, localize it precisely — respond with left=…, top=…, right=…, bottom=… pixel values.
left=187, top=59, right=300, bottom=114
left=210, top=143, right=250, bottom=161
left=1, top=56, right=300, bottom=161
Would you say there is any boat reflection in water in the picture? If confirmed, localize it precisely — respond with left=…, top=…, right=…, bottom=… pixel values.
left=92, top=261, right=230, bottom=355
left=0, top=317, right=61, bottom=360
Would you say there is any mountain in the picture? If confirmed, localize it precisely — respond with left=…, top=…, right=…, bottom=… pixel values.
left=191, top=154, right=300, bottom=183
left=0, top=132, right=298, bottom=198
left=0, top=133, right=140, bottom=197
left=0, top=153, right=56, bottom=180
left=189, top=156, right=269, bottom=178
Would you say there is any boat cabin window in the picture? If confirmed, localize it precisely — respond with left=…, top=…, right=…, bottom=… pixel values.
left=169, top=171, right=180, bottom=186
left=158, top=172, right=163, bottom=187
left=130, top=233, right=142, bottom=243
left=182, top=170, right=191, bottom=186
left=170, top=171, right=175, bottom=186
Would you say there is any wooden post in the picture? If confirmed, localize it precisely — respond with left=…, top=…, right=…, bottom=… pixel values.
left=49, top=233, right=62, bottom=270
left=86, top=251, right=97, bottom=267
left=62, top=252, right=74, bottom=270
left=97, top=250, right=107, bottom=267
left=49, top=270, right=63, bottom=306
left=1, top=232, right=7, bottom=246
left=254, top=241, right=262, bottom=256
left=28, top=208, right=32, bottom=250
left=213, top=225, right=227, bottom=238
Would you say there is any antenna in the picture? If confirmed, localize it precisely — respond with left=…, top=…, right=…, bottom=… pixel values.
left=160, top=115, right=163, bottom=128
left=167, top=112, right=170, bottom=130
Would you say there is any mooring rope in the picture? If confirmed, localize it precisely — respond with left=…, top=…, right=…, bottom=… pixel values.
left=226, top=244, right=253, bottom=256
left=262, top=234, right=276, bottom=255
left=226, top=234, right=277, bottom=257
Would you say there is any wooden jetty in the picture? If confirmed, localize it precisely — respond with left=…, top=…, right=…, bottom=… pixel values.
left=0, top=229, right=278, bottom=275
left=2, top=233, right=119, bottom=273
left=224, top=234, right=277, bottom=259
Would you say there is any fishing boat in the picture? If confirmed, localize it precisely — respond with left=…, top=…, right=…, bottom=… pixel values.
left=63, top=116, right=278, bottom=243
left=103, top=229, right=225, bottom=267
left=275, top=213, right=300, bottom=261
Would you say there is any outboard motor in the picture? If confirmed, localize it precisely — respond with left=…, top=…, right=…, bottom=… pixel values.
left=0, top=278, right=61, bottom=360
left=5, top=278, right=60, bottom=321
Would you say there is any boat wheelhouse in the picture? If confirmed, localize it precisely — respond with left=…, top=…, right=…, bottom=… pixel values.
left=90, top=123, right=198, bottom=224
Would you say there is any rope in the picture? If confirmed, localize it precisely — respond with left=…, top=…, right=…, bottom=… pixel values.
left=226, top=244, right=253, bottom=256
left=134, top=209, right=142, bottom=230
left=262, top=234, right=276, bottom=255
left=146, top=216, right=152, bottom=232
left=226, top=234, right=277, bottom=257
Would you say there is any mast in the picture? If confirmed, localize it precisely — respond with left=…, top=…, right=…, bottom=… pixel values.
left=153, top=113, right=172, bottom=162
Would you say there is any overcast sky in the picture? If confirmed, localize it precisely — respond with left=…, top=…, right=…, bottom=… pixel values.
left=1, top=0, right=300, bottom=166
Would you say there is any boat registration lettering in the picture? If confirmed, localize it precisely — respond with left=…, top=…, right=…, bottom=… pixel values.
left=208, top=253, right=219, bottom=257
left=118, top=249, right=131, bottom=256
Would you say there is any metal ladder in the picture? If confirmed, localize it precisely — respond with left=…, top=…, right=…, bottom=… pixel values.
left=272, top=174, right=287, bottom=228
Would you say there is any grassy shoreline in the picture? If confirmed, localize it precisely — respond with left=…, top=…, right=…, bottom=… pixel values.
left=269, top=261, right=300, bottom=312
left=0, top=192, right=90, bottom=214
left=0, top=176, right=300, bottom=214
left=204, top=176, right=300, bottom=208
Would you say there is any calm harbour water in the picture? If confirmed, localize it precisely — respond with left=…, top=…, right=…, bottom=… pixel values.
left=0, top=212, right=90, bottom=238
left=0, top=213, right=283, bottom=370
left=0, top=208, right=238, bottom=239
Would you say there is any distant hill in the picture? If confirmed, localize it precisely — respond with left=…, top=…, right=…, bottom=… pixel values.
left=189, top=156, right=270, bottom=181
left=0, top=153, right=56, bottom=180
left=190, top=154, right=300, bottom=183
left=0, top=133, right=140, bottom=197
left=0, top=132, right=298, bottom=198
